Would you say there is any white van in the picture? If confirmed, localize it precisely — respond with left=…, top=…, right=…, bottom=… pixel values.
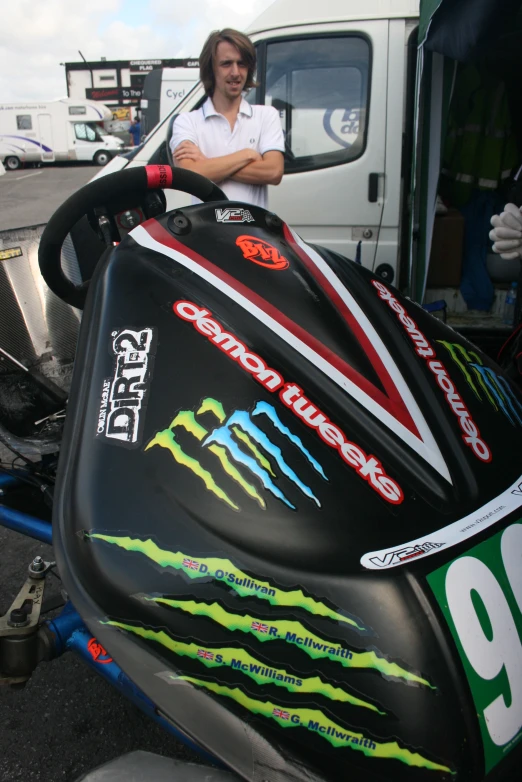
left=140, top=68, right=199, bottom=136
left=0, top=98, right=124, bottom=170
left=97, top=0, right=520, bottom=318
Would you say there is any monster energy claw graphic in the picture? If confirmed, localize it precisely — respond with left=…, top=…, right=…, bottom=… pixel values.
left=106, top=620, right=384, bottom=714
left=147, top=596, right=432, bottom=688
left=157, top=675, right=453, bottom=774
left=87, top=534, right=365, bottom=630
left=251, top=401, right=327, bottom=479
left=437, top=340, right=522, bottom=426
left=145, top=397, right=327, bottom=510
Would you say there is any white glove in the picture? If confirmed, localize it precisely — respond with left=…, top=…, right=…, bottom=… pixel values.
left=490, top=203, right=522, bottom=260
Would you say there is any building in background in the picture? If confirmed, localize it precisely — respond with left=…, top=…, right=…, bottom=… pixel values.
left=64, top=58, right=199, bottom=140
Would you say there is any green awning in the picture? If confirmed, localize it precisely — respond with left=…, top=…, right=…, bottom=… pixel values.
left=410, top=0, right=522, bottom=302
left=419, top=0, right=522, bottom=61
left=418, top=0, right=444, bottom=47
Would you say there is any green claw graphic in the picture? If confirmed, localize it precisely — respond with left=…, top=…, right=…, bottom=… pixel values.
left=87, top=534, right=365, bottom=630
left=106, top=620, right=384, bottom=714
left=159, top=674, right=453, bottom=773
left=148, top=596, right=432, bottom=688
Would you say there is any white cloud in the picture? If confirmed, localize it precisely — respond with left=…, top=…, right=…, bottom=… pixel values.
left=0, top=0, right=274, bottom=102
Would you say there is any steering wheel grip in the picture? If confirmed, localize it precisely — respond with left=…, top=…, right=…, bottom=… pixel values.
left=38, top=165, right=227, bottom=309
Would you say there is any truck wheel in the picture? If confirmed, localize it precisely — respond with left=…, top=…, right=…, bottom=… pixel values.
left=4, top=156, right=21, bottom=171
left=93, top=151, right=111, bottom=167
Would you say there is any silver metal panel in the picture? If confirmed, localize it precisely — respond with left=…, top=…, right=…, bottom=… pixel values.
left=0, top=224, right=81, bottom=387
left=74, top=751, right=238, bottom=781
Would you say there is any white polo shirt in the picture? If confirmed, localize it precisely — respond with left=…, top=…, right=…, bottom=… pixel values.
left=169, top=97, right=285, bottom=208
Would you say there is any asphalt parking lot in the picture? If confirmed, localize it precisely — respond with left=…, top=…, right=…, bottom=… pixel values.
left=0, top=163, right=100, bottom=232
left=0, top=163, right=205, bottom=781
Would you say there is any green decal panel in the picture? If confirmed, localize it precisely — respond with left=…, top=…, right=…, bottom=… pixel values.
left=157, top=673, right=452, bottom=774
left=427, top=520, right=522, bottom=773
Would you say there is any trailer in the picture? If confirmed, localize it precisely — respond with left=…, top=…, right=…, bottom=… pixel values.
left=0, top=98, right=124, bottom=170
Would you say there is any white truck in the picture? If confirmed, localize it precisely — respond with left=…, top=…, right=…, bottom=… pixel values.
left=0, top=98, right=124, bottom=170
left=140, top=67, right=199, bottom=137
left=97, top=0, right=520, bottom=316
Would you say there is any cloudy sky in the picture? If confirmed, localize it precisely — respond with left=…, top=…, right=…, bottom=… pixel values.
left=0, top=0, right=274, bottom=103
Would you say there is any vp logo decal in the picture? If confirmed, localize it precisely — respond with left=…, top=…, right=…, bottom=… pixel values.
left=369, top=542, right=444, bottom=568
left=146, top=397, right=327, bottom=511
left=236, top=235, right=289, bottom=270
left=512, top=482, right=522, bottom=497
left=215, top=208, right=254, bottom=224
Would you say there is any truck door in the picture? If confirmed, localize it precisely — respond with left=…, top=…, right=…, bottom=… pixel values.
left=37, top=114, right=55, bottom=162
left=258, top=22, right=389, bottom=272
left=73, top=122, right=105, bottom=161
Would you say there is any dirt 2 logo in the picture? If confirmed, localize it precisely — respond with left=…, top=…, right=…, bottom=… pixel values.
left=96, top=327, right=155, bottom=447
left=146, top=397, right=327, bottom=511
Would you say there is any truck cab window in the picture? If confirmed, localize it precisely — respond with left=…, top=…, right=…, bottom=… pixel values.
left=264, top=36, right=370, bottom=173
left=16, top=115, right=32, bottom=130
left=74, top=122, right=103, bottom=142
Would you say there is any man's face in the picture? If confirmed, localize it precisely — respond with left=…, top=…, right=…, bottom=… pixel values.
left=213, top=40, right=248, bottom=101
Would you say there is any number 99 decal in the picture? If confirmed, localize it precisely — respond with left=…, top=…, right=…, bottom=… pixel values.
left=428, top=521, right=522, bottom=773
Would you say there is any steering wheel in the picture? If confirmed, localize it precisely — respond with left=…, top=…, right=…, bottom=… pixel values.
left=38, top=165, right=227, bottom=309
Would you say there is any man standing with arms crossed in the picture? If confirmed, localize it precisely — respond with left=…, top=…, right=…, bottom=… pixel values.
left=169, top=28, right=285, bottom=207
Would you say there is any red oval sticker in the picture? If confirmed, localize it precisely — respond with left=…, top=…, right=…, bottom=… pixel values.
left=87, top=637, right=113, bottom=664
left=236, top=235, right=289, bottom=270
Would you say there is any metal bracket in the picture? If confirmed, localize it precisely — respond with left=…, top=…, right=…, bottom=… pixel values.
left=0, top=557, right=52, bottom=687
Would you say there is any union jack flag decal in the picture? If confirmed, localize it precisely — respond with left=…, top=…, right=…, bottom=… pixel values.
left=273, top=708, right=290, bottom=720
left=251, top=621, right=269, bottom=633
left=197, top=649, right=214, bottom=660
left=183, top=558, right=199, bottom=570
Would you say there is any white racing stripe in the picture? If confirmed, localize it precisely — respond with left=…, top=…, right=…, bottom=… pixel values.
left=289, top=229, right=449, bottom=482
left=12, top=171, right=43, bottom=181
left=132, top=224, right=450, bottom=482
left=361, top=476, right=522, bottom=570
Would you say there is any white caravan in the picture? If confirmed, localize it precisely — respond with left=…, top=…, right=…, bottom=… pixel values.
left=140, top=68, right=199, bottom=136
left=0, top=98, right=124, bottom=170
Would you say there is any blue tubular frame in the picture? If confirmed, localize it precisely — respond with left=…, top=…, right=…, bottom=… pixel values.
left=0, top=505, right=53, bottom=544
left=0, top=502, right=222, bottom=769
left=0, top=469, right=53, bottom=544
left=46, top=604, right=220, bottom=765
left=0, top=473, right=21, bottom=490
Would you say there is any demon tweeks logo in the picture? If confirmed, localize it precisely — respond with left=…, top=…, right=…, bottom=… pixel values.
left=215, top=208, right=254, bottom=223
left=96, top=327, right=155, bottom=447
left=372, top=281, right=491, bottom=463
left=369, top=542, right=444, bottom=568
left=146, top=397, right=328, bottom=511
left=172, top=301, right=404, bottom=504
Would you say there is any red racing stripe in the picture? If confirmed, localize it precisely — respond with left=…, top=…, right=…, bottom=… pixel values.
left=143, top=220, right=419, bottom=434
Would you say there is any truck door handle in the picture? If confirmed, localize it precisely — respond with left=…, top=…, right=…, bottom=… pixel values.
left=368, top=173, right=380, bottom=203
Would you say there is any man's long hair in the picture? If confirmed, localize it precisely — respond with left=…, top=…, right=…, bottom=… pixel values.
left=199, top=28, right=257, bottom=96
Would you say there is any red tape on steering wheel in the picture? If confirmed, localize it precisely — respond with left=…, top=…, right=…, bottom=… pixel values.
left=145, top=165, right=173, bottom=189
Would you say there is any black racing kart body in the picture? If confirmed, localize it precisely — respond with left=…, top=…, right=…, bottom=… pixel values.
left=1, top=165, right=522, bottom=781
